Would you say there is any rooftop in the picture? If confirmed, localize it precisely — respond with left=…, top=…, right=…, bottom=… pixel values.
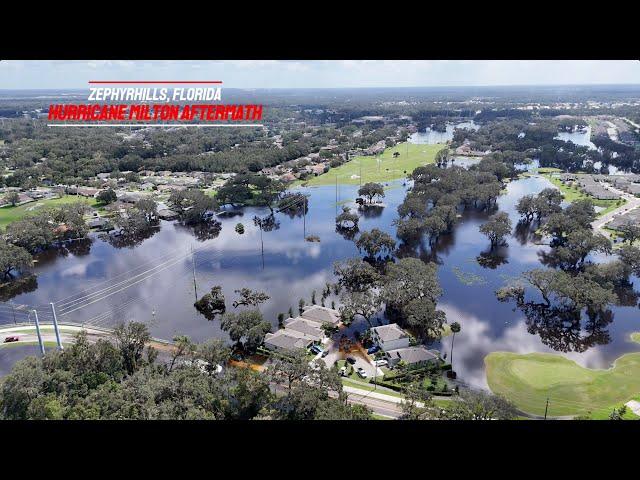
left=283, top=317, right=324, bottom=341
left=300, top=305, right=341, bottom=326
left=264, top=330, right=314, bottom=351
left=371, top=323, right=409, bottom=343
left=385, top=346, right=438, bottom=364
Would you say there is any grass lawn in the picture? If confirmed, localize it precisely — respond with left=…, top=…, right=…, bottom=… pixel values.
left=540, top=173, right=624, bottom=217
left=535, top=167, right=563, bottom=174
left=298, top=143, right=443, bottom=187
left=0, top=340, right=62, bottom=350
left=485, top=348, right=640, bottom=417
left=0, top=195, right=101, bottom=229
left=341, top=377, right=404, bottom=399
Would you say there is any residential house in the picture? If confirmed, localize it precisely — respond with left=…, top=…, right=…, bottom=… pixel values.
left=385, top=345, right=440, bottom=368
left=262, top=306, right=341, bottom=354
left=68, top=187, right=100, bottom=198
left=371, top=323, right=411, bottom=352
left=263, top=329, right=315, bottom=353
left=299, top=305, right=341, bottom=328
left=282, top=317, right=324, bottom=343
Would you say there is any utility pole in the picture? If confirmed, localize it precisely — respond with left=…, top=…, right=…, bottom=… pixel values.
left=49, top=302, right=63, bottom=350
left=335, top=175, right=339, bottom=216
left=373, top=361, right=377, bottom=390
left=191, top=244, right=198, bottom=301
left=258, top=223, right=264, bottom=269
left=31, top=310, right=45, bottom=356
left=544, top=397, right=549, bottom=420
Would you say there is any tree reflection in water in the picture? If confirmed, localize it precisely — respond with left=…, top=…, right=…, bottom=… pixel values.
left=516, top=301, right=613, bottom=353
left=335, top=225, right=359, bottom=241
left=32, top=238, right=94, bottom=267
left=358, top=204, right=384, bottom=219
left=513, top=220, right=543, bottom=246
left=476, top=247, right=509, bottom=269
left=190, top=220, right=222, bottom=242
left=101, top=225, right=160, bottom=249
left=0, top=274, right=38, bottom=302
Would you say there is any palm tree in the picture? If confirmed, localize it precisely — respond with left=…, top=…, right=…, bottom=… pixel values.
left=449, top=322, right=461, bottom=371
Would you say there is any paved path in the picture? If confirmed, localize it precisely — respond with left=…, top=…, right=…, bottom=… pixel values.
left=591, top=183, right=640, bottom=236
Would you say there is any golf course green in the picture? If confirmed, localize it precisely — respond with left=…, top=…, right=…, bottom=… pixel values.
left=485, top=333, right=640, bottom=417
left=300, top=142, right=443, bottom=187
left=0, top=195, right=100, bottom=228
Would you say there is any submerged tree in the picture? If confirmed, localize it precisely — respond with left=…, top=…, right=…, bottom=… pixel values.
left=479, top=212, right=512, bottom=248
left=358, top=182, right=385, bottom=204
left=335, top=206, right=359, bottom=229
left=232, top=288, right=270, bottom=308
left=194, top=285, right=227, bottom=320
left=355, top=228, right=396, bottom=261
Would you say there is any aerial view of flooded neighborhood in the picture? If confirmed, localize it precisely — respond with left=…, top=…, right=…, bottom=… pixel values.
left=1, top=60, right=640, bottom=421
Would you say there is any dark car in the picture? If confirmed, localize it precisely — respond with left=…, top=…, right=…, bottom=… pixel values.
left=367, top=345, right=380, bottom=355
left=346, top=356, right=356, bottom=365
left=321, top=350, right=329, bottom=358
left=3, top=336, right=19, bottom=343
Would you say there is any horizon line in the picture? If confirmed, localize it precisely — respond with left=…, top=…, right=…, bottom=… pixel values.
left=3, top=82, right=640, bottom=91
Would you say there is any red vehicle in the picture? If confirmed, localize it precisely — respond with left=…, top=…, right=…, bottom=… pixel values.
left=3, top=335, right=19, bottom=343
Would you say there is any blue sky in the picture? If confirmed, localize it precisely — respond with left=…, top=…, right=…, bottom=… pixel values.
left=1, top=60, right=639, bottom=89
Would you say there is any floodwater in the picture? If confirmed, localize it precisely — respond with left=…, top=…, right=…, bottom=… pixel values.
left=1, top=168, right=639, bottom=388
left=410, top=120, right=479, bottom=144
left=554, top=125, right=597, bottom=150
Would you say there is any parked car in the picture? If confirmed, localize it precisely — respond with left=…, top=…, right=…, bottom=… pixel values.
left=339, top=366, right=348, bottom=377
left=346, top=356, right=356, bottom=365
left=374, top=359, right=388, bottom=367
left=3, top=336, right=19, bottom=343
left=321, top=349, right=329, bottom=358
left=310, top=344, right=323, bottom=355
left=367, top=345, right=380, bottom=355
left=356, top=367, right=368, bottom=379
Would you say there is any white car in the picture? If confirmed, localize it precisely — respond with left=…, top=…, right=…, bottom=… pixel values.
left=356, top=367, right=368, bottom=379
left=374, top=359, right=388, bottom=367
left=339, top=366, right=348, bottom=377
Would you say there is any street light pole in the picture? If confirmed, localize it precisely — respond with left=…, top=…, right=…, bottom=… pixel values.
left=31, top=309, right=45, bottom=356
left=49, top=302, right=63, bottom=350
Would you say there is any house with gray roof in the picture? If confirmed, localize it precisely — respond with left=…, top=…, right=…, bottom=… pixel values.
left=262, top=306, right=341, bottom=354
left=300, top=305, right=341, bottom=327
left=282, top=317, right=324, bottom=343
left=263, top=329, right=316, bottom=353
left=371, top=323, right=411, bottom=351
left=385, top=345, right=440, bottom=368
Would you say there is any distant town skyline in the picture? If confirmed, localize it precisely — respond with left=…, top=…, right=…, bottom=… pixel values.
left=1, top=60, right=639, bottom=89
